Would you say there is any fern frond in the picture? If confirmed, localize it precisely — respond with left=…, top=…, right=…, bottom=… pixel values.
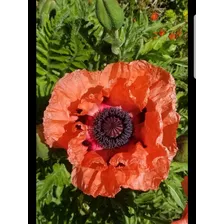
left=36, top=5, right=97, bottom=122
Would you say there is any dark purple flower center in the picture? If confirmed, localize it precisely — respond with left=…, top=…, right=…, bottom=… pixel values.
left=102, top=117, right=123, bottom=137
left=92, top=107, right=133, bottom=149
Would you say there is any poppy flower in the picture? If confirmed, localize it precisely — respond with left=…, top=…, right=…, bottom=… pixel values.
left=172, top=176, right=188, bottom=224
left=159, top=29, right=166, bottom=36
left=43, top=60, right=180, bottom=197
left=169, top=33, right=176, bottom=40
left=151, top=12, right=159, bottom=21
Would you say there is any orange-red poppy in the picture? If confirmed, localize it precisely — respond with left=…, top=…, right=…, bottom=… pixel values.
left=43, top=60, right=180, bottom=197
left=172, top=176, right=188, bottom=224
left=169, top=33, right=176, bottom=40
left=159, top=29, right=166, bottom=36
left=151, top=12, right=159, bottom=21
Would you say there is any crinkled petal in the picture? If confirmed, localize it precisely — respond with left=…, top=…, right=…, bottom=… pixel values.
left=77, top=86, right=104, bottom=115
left=70, top=140, right=170, bottom=194
left=147, top=79, right=176, bottom=114
left=162, top=111, right=180, bottom=159
left=116, top=165, right=164, bottom=191
left=81, top=151, right=107, bottom=169
left=138, top=111, right=164, bottom=149
left=107, top=79, right=139, bottom=113
left=71, top=166, right=121, bottom=198
left=110, top=142, right=169, bottom=191
left=67, top=123, right=88, bottom=166
left=146, top=66, right=175, bottom=109
left=43, top=70, right=106, bottom=148
left=102, top=61, right=152, bottom=113
left=144, top=66, right=179, bottom=159
left=118, top=161, right=169, bottom=192
left=109, top=142, right=148, bottom=168
left=129, top=75, right=151, bottom=110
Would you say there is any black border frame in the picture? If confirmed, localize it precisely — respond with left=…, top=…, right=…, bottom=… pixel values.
left=188, top=0, right=196, bottom=223
left=29, top=0, right=36, bottom=222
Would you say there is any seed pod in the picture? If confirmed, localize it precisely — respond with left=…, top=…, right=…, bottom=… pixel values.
left=174, top=136, right=188, bottom=163
left=95, top=0, right=124, bottom=31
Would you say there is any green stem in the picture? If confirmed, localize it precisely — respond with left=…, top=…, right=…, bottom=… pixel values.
left=115, top=30, right=122, bottom=60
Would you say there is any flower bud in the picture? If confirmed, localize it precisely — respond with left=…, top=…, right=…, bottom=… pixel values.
left=95, top=0, right=124, bottom=31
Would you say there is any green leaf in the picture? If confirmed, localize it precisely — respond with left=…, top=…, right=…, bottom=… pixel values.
left=37, top=163, right=70, bottom=201
left=111, top=44, right=120, bottom=55
left=140, top=34, right=169, bottom=55
left=134, top=190, right=158, bottom=205
left=55, top=185, right=64, bottom=199
left=152, top=34, right=169, bottom=50
left=144, top=22, right=164, bottom=33
left=141, top=215, right=171, bottom=224
left=124, top=214, right=138, bottom=224
left=36, top=64, right=48, bottom=76
left=39, top=0, right=57, bottom=25
left=167, top=22, right=186, bottom=32
left=168, top=44, right=177, bottom=52
left=36, top=133, right=49, bottom=160
left=165, top=9, right=177, bottom=21
left=170, top=162, right=188, bottom=173
left=166, top=184, right=185, bottom=209
left=72, top=61, right=87, bottom=69
left=140, top=39, right=154, bottom=55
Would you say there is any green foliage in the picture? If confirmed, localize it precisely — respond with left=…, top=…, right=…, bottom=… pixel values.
left=36, top=163, right=71, bottom=221
left=37, top=163, right=70, bottom=201
left=175, top=136, right=188, bottom=163
left=36, top=0, right=96, bottom=123
left=165, top=10, right=177, bottom=21
left=36, top=133, right=49, bottom=160
left=36, top=0, right=188, bottom=223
